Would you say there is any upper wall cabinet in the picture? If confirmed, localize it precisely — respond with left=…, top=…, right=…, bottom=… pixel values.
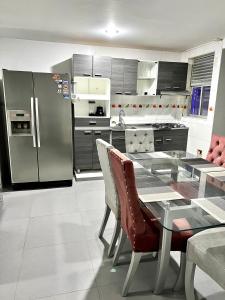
left=111, top=58, right=138, bottom=95
left=73, top=54, right=111, bottom=78
left=92, top=56, right=112, bottom=78
left=73, top=54, right=93, bottom=77
left=156, top=62, right=188, bottom=95
left=111, top=58, right=124, bottom=94
left=124, top=59, right=138, bottom=95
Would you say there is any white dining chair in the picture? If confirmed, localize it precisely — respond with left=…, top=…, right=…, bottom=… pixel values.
left=125, top=128, right=155, bottom=154
left=185, top=227, right=225, bottom=300
left=96, top=139, right=121, bottom=257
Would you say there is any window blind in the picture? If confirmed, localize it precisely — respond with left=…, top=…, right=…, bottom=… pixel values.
left=191, top=52, right=215, bottom=86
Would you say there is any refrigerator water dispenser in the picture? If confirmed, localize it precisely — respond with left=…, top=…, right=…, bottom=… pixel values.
left=7, top=110, right=31, bottom=135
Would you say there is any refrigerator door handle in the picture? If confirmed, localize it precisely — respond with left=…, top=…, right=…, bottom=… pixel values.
left=35, top=97, right=41, bottom=148
left=30, top=97, right=36, bottom=148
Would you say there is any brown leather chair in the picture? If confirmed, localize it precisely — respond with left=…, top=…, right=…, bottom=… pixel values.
left=108, top=148, right=192, bottom=296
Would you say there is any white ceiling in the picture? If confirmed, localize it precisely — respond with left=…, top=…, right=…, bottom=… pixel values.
left=1, top=0, right=225, bottom=51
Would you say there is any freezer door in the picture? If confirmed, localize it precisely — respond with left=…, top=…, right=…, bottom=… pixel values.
left=2, top=70, right=39, bottom=183
left=33, top=73, right=73, bottom=181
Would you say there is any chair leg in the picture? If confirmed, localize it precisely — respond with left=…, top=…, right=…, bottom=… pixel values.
left=174, top=252, right=186, bottom=291
left=108, top=220, right=121, bottom=258
left=185, top=259, right=196, bottom=300
left=122, top=251, right=142, bottom=297
left=98, top=204, right=111, bottom=239
left=112, top=229, right=126, bottom=266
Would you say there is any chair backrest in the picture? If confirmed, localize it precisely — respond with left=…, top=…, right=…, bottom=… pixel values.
left=206, top=134, right=225, bottom=167
left=125, top=128, right=155, bottom=153
left=108, top=148, right=147, bottom=246
left=96, top=139, right=119, bottom=218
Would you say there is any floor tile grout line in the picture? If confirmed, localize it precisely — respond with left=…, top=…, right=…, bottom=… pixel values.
left=96, top=285, right=103, bottom=300
left=33, top=286, right=101, bottom=300
left=13, top=214, right=32, bottom=300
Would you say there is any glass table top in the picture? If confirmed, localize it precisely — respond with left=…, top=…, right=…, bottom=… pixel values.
left=127, top=151, right=225, bottom=232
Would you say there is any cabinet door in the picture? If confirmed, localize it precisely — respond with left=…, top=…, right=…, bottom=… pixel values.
left=92, top=130, right=110, bottom=169
left=172, top=63, right=188, bottom=91
left=93, top=56, right=112, bottom=78
left=111, top=58, right=125, bottom=94
left=154, top=130, right=188, bottom=151
left=112, top=131, right=126, bottom=152
left=157, top=62, right=174, bottom=93
left=73, top=54, right=93, bottom=77
left=89, top=78, right=107, bottom=95
left=123, top=59, right=138, bottom=95
left=74, top=77, right=89, bottom=94
left=74, top=130, right=93, bottom=171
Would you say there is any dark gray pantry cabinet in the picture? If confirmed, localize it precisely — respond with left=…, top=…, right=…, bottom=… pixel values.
left=74, top=118, right=110, bottom=172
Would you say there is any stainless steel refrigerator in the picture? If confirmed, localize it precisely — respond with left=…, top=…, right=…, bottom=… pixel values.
left=1, top=70, right=73, bottom=184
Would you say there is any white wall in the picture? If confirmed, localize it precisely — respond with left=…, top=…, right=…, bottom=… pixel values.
left=180, top=41, right=223, bottom=157
left=0, top=38, right=182, bottom=78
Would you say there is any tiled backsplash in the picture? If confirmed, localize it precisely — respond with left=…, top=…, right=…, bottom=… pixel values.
left=111, top=95, right=189, bottom=123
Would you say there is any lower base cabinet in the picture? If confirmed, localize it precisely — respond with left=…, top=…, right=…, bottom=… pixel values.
left=111, top=129, right=188, bottom=153
left=74, top=130, right=110, bottom=171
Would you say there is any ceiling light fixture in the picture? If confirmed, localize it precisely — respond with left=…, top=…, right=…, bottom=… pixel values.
left=104, top=24, right=119, bottom=38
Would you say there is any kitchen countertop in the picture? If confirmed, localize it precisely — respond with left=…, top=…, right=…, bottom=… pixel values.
left=110, top=124, right=189, bottom=131
left=74, top=124, right=189, bottom=131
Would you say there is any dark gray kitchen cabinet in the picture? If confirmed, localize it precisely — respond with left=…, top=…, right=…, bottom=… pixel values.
left=111, top=58, right=138, bottom=95
left=74, top=130, right=93, bottom=170
left=74, top=128, right=110, bottom=171
left=111, top=58, right=125, bottom=94
left=92, top=130, right=111, bottom=169
left=92, top=56, right=112, bottom=78
left=156, top=62, right=188, bottom=94
left=124, top=59, right=138, bottom=95
left=73, top=54, right=93, bottom=77
left=172, top=63, right=188, bottom=91
left=111, top=131, right=126, bottom=152
left=111, top=129, right=188, bottom=153
left=73, top=54, right=111, bottom=78
left=154, top=129, right=188, bottom=151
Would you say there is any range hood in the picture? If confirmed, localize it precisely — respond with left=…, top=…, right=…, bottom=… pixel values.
left=160, top=90, right=191, bottom=96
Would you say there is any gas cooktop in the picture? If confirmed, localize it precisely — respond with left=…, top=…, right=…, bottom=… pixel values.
left=133, top=123, right=187, bottom=130
left=152, top=123, right=187, bottom=129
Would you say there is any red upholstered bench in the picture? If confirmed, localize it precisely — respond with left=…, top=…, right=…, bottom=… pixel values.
left=206, top=134, right=225, bottom=167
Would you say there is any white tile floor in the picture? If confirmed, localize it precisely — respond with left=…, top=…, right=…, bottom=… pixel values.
left=0, top=179, right=225, bottom=300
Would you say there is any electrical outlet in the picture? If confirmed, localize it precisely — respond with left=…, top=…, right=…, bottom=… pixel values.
left=197, top=149, right=202, bottom=157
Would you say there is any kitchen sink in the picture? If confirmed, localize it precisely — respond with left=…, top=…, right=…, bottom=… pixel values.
left=111, top=124, right=137, bottom=130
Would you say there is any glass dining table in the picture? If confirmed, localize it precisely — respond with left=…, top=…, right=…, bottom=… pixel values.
left=127, top=150, right=225, bottom=294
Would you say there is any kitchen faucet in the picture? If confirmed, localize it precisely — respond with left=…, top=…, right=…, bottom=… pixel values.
left=118, top=109, right=126, bottom=127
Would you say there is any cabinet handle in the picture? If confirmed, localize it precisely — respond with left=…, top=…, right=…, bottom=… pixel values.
left=94, top=74, right=102, bottom=77
left=124, top=92, right=132, bottom=95
left=83, top=73, right=91, bottom=77
left=94, top=131, right=101, bottom=135
left=155, top=139, right=163, bottom=143
left=84, top=131, right=92, bottom=135
left=173, top=86, right=181, bottom=89
left=165, top=138, right=172, bottom=142
left=89, top=121, right=96, bottom=125
left=115, top=92, right=123, bottom=95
